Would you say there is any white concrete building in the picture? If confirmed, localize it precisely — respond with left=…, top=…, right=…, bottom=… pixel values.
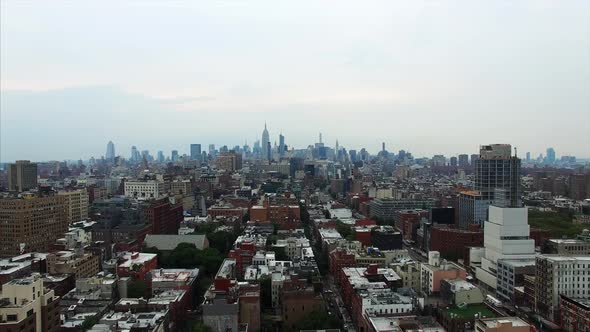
left=535, top=255, right=590, bottom=322
left=475, top=206, right=535, bottom=291
left=124, top=180, right=165, bottom=199
left=360, top=288, right=414, bottom=316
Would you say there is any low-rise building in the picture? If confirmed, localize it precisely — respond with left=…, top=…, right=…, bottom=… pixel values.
left=0, top=253, right=48, bottom=285
left=116, top=252, right=158, bottom=280
left=474, top=317, right=532, bottom=332
left=420, top=252, right=467, bottom=296
left=124, top=180, right=165, bottom=200
left=46, top=250, right=100, bottom=279
left=440, top=278, right=484, bottom=305
left=495, top=259, right=535, bottom=303
left=559, top=295, right=590, bottom=332
left=392, top=260, right=421, bottom=290
left=144, top=234, right=209, bottom=252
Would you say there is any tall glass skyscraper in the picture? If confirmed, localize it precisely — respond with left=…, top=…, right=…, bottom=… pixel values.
left=106, top=141, right=115, bottom=161
left=475, top=144, right=521, bottom=207
left=190, top=144, right=202, bottom=161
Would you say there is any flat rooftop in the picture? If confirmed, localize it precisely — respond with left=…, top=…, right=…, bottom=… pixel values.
left=478, top=317, right=530, bottom=328
left=446, top=304, right=496, bottom=319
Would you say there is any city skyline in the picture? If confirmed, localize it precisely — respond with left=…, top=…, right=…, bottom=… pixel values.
left=0, top=129, right=583, bottom=163
left=2, top=1, right=589, bottom=161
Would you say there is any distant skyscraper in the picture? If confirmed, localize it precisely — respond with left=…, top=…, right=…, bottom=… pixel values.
left=349, top=150, right=357, bottom=162
left=546, top=147, right=556, bottom=163
left=266, top=141, right=272, bottom=161
left=475, top=144, right=521, bottom=207
left=470, top=154, right=479, bottom=166
left=8, top=160, right=38, bottom=192
left=171, top=150, right=179, bottom=162
left=458, top=154, right=469, bottom=167
left=450, top=156, right=458, bottom=167
left=279, top=133, right=285, bottom=157
left=141, top=150, right=150, bottom=161
left=131, top=146, right=140, bottom=162
left=157, top=151, right=165, bottom=163
left=106, top=141, right=115, bottom=161
left=382, top=142, right=385, bottom=152
left=190, top=144, right=202, bottom=161
left=261, top=123, right=270, bottom=160
left=526, top=152, right=531, bottom=161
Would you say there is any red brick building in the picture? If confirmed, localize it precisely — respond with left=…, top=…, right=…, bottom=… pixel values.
left=429, top=225, right=483, bottom=261
left=394, top=209, right=428, bottom=241
left=249, top=200, right=301, bottom=229
left=355, top=219, right=377, bottom=227
left=530, top=228, right=551, bottom=247
left=559, top=295, right=590, bottom=332
left=208, top=206, right=247, bottom=219
left=355, top=227, right=373, bottom=247
left=146, top=198, right=183, bottom=235
left=329, top=248, right=356, bottom=278
left=116, top=252, right=158, bottom=280
left=228, top=241, right=256, bottom=278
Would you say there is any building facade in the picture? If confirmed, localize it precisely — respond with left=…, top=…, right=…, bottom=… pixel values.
left=475, top=144, right=521, bottom=207
left=58, top=190, right=89, bottom=224
left=7, top=161, right=38, bottom=192
left=535, top=255, right=590, bottom=323
left=0, top=194, right=68, bottom=257
left=0, top=275, right=60, bottom=332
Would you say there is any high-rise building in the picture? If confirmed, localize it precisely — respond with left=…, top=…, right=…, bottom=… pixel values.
left=475, top=144, right=521, bottom=207
left=525, top=152, right=530, bottom=161
left=470, top=154, right=479, bottom=166
left=0, top=193, right=68, bottom=257
left=131, top=146, right=140, bottom=161
left=157, top=150, right=165, bottom=162
left=141, top=150, right=151, bottom=161
left=261, top=123, right=270, bottom=160
left=106, top=141, right=115, bottom=161
left=261, top=123, right=270, bottom=159
left=546, top=147, right=556, bottom=163
left=458, top=154, right=469, bottom=167
left=458, top=191, right=491, bottom=228
left=190, top=144, right=202, bottom=161
left=7, top=160, right=38, bottom=192
left=279, top=133, right=285, bottom=157
left=450, top=156, right=458, bottom=167
left=475, top=206, right=535, bottom=291
left=171, top=150, right=179, bottom=162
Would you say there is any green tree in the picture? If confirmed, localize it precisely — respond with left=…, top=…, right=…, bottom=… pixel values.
left=290, top=310, right=340, bottom=331
left=192, top=322, right=212, bottom=332
left=81, top=316, right=98, bottom=332
left=273, top=246, right=289, bottom=261
left=336, top=221, right=352, bottom=239
left=127, top=279, right=147, bottom=298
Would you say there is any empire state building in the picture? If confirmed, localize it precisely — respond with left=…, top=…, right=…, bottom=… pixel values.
left=261, top=123, right=270, bottom=160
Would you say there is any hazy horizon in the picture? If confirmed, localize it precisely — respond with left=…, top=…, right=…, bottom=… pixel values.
left=2, top=1, right=589, bottom=162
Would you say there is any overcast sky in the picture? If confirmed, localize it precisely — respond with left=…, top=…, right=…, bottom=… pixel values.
left=1, top=0, right=589, bottom=162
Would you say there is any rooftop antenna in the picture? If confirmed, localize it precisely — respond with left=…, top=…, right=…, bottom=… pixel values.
left=514, top=146, right=518, bottom=157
